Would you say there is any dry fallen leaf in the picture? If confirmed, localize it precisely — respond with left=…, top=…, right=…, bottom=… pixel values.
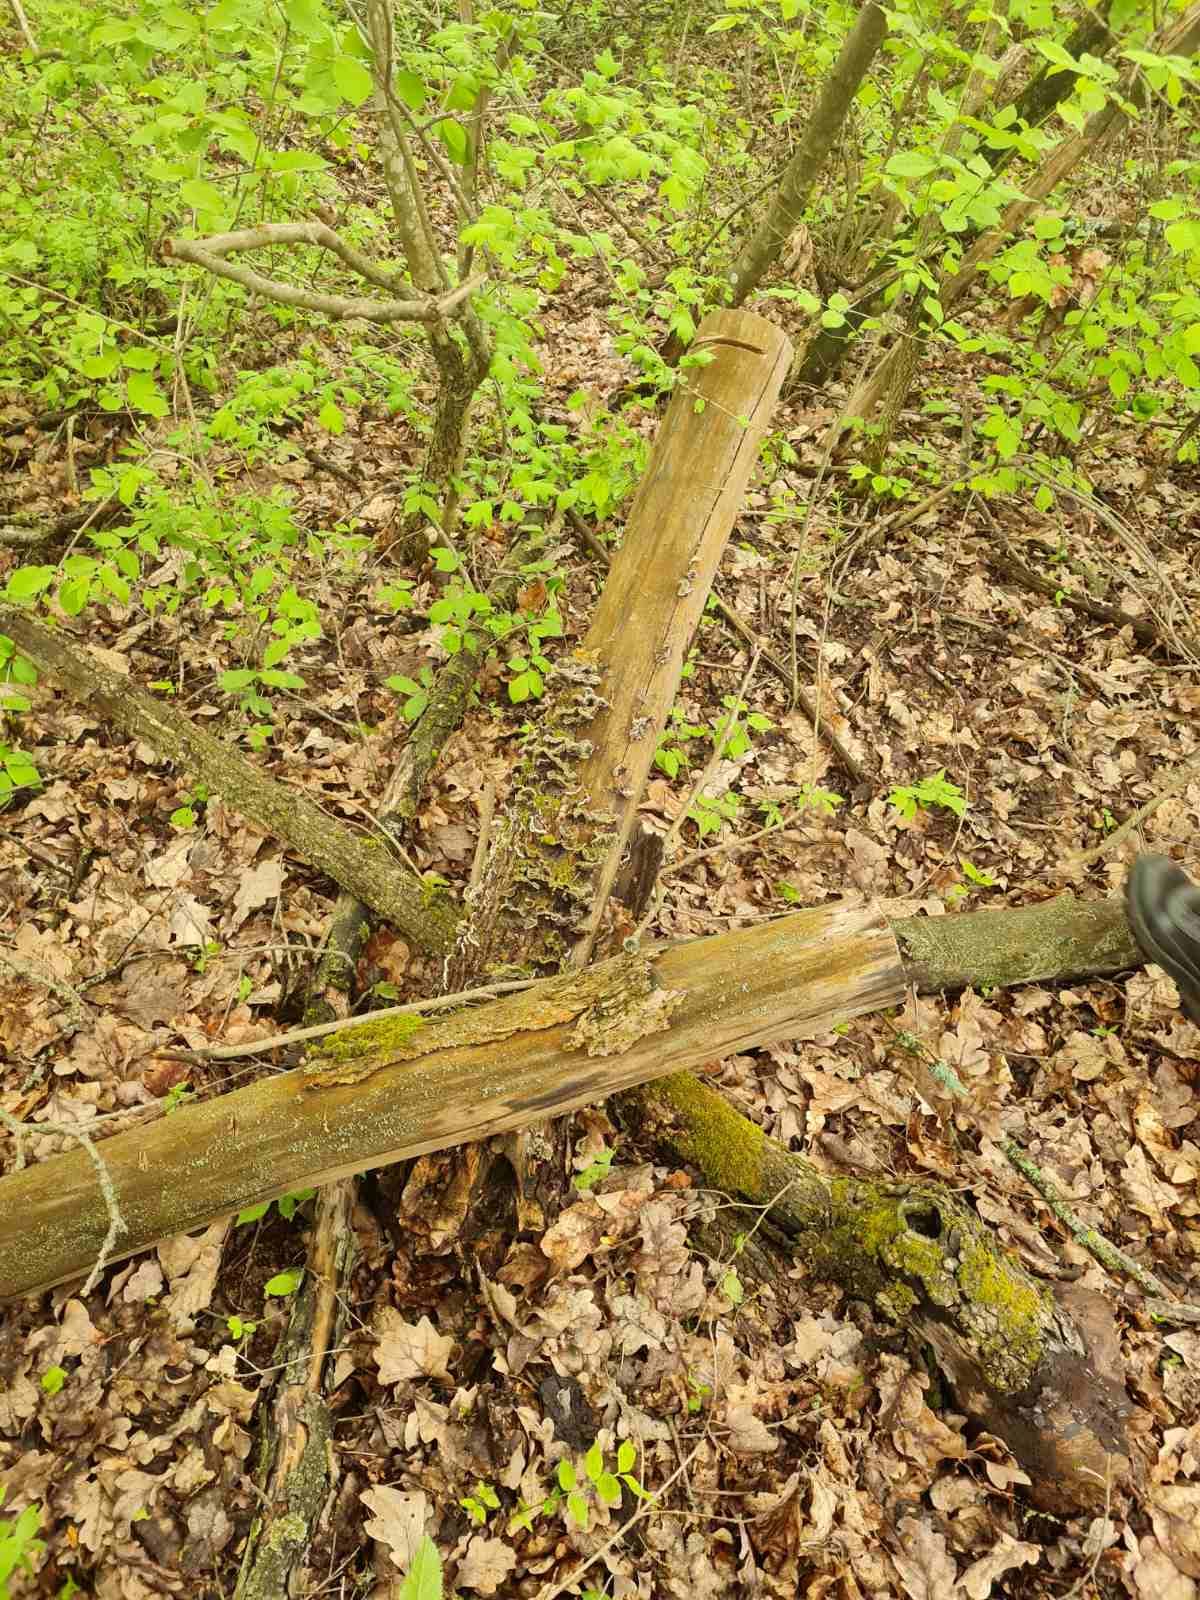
left=374, top=1307, right=454, bottom=1384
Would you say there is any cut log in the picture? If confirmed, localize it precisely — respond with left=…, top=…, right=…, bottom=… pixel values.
left=450, top=307, right=793, bottom=981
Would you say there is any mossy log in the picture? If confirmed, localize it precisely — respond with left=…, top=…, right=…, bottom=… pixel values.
left=627, top=1072, right=1132, bottom=1516
left=0, top=891, right=1141, bottom=1301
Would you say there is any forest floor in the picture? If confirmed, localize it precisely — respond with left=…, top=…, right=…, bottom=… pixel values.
left=2, top=137, right=1200, bottom=1600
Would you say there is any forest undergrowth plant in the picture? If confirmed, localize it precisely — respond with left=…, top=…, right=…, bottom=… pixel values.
left=888, top=768, right=968, bottom=823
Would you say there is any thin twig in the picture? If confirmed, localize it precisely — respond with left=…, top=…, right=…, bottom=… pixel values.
left=893, top=1030, right=1200, bottom=1322
left=158, top=976, right=540, bottom=1062
left=1065, top=750, right=1200, bottom=870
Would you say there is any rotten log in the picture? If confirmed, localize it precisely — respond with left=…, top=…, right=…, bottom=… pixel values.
left=0, top=891, right=1140, bottom=1301
left=0, top=891, right=1145, bottom=1511
left=451, top=307, right=793, bottom=982
left=627, top=1072, right=1132, bottom=1516
left=0, top=899, right=901, bottom=1299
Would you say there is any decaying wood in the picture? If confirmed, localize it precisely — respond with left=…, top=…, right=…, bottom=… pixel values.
left=0, top=900, right=901, bottom=1300
left=0, top=603, right=461, bottom=955
left=234, top=1181, right=355, bottom=1600
left=0, top=892, right=1142, bottom=1304
left=451, top=308, right=793, bottom=982
left=633, top=1074, right=1131, bottom=1515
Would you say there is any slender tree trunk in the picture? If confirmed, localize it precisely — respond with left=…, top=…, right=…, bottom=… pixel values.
left=725, top=3, right=889, bottom=311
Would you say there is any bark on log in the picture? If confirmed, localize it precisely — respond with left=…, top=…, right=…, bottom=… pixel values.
left=628, top=1073, right=1132, bottom=1515
left=0, top=900, right=901, bottom=1300
left=0, top=893, right=1141, bottom=1302
left=0, top=604, right=461, bottom=955
left=893, top=892, right=1137, bottom=991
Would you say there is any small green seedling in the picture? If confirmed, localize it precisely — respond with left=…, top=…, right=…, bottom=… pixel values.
left=574, top=1147, right=615, bottom=1191
left=238, top=1189, right=315, bottom=1226
left=888, top=769, right=967, bottom=822
left=460, top=1481, right=501, bottom=1526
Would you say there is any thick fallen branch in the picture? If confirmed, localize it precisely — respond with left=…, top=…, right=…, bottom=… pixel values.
left=0, top=604, right=461, bottom=955
left=0, top=890, right=1146, bottom=1511
left=0, top=899, right=901, bottom=1299
left=629, top=1073, right=1132, bottom=1515
left=0, top=892, right=1140, bottom=1302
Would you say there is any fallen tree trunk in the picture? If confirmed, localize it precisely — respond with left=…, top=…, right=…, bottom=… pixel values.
left=0, top=891, right=1140, bottom=1301
left=0, top=899, right=901, bottom=1299
left=0, top=892, right=1143, bottom=1511
left=628, top=1072, right=1133, bottom=1516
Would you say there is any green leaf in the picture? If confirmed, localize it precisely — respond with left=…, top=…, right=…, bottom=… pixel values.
left=127, top=372, right=169, bottom=418
left=90, top=19, right=138, bottom=44
left=885, top=151, right=938, bottom=180
left=238, top=1200, right=271, bottom=1224
left=1165, top=220, right=1200, bottom=256
left=439, top=121, right=469, bottom=165
left=399, top=1536, right=443, bottom=1600
left=556, top=1460, right=577, bottom=1491
left=567, top=1492, right=589, bottom=1529
left=318, top=399, right=344, bottom=434
left=269, top=149, right=330, bottom=173
left=80, top=350, right=121, bottom=380
left=264, top=1268, right=303, bottom=1297
left=219, top=668, right=258, bottom=692
left=281, top=0, right=326, bottom=36
left=333, top=54, right=374, bottom=107
left=6, top=566, right=54, bottom=603
left=395, top=70, right=427, bottom=110
left=58, top=577, right=91, bottom=616
left=180, top=178, right=226, bottom=214
left=121, top=347, right=160, bottom=372
left=596, top=1472, right=622, bottom=1505
left=584, top=1442, right=604, bottom=1482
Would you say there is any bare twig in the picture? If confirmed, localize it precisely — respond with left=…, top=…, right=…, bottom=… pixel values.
left=157, top=975, right=541, bottom=1062
left=164, top=224, right=484, bottom=324
left=7, top=0, right=37, bottom=52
